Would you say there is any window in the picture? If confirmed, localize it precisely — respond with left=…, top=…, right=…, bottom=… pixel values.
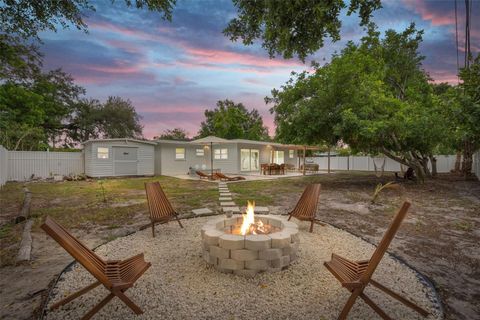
left=97, top=147, right=109, bottom=159
left=241, top=149, right=260, bottom=171
left=175, top=148, right=185, bottom=160
left=289, top=150, right=294, bottom=159
left=274, top=150, right=285, bottom=164
left=214, top=148, right=228, bottom=160
left=196, top=148, right=204, bottom=156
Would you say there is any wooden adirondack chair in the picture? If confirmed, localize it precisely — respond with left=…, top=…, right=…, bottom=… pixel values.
left=324, top=201, right=429, bottom=320
left=144, top=181, right=183, bottom=237
left=41, top=216, right=151, bottom=320
left=214, top=172, right=246, bottom=181
left=287, top=184, right=324, bottom=232
left=196, top=170, right=212, bottom=180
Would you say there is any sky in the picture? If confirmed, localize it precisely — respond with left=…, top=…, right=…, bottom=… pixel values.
left=39, top=0, right=479, bottom=139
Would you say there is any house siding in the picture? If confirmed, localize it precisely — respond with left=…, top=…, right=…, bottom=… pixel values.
left=84, top=140, right=154, bottom=177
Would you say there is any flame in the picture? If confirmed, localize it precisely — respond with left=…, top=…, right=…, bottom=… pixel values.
left=240, top=201, right=255, bottom=235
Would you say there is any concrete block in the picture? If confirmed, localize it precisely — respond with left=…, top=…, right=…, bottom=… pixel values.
left=209, top=245, right=230, bottom=259
left=224, top=217, right=238, bottom=227
left=282, top=220, right=298, bottom=229
left=270, top=232, right=291, bottom=249
left=259, top=248, right=283, bottom=260
left=192, top=208, right=213, bottom=216
left=231, top=249, right=258, bottom=261
left=255, top=206, right=269, bottom=213
left=219, top=197, right=232, bottom=201
left=218, top=258, right=244, bottom=270
left=284, top=227, right=300, bottom=243
left=245, top=234, right=271, bottom=251
left=268, top=218, right=283, bottom=228
left=222, top=206, right=240, bottom=213
left=271, top=255, right=291, bottom=268
left=219, top=234, right=244, bottom=250
left=267, top=267, right=283, bottom=273
left=245, top=259, right=269, bottom=271
left=220, top=201, right=236, bottom=206
left=203, top=229, right=224, bottom=246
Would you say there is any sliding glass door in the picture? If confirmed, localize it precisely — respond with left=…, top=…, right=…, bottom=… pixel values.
left=240, top=149, right=260, bottom=171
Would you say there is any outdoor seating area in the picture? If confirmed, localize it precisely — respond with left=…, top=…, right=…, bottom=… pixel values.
left=44, top=212, right=441, bottom=320
left=36, top=180, right=445, bottom=320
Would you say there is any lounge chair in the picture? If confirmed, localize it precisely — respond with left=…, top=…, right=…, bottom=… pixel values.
left=145, top=182, right=183, bottom=237
left=196, top=170, right=213, bottom=180
left=288, top=184, right=323, bottom=232
left=324, top=201, right=429, bottom=320
left=214, top=172, right=246, bottom=181
left=41, top=216, right=151, bottom=320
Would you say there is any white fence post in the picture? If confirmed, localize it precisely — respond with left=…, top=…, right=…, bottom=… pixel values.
left=0, top=146, right=8, bottom=187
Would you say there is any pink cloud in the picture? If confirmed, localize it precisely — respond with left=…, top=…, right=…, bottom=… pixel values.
left=402, top=0, right=454, bottom=26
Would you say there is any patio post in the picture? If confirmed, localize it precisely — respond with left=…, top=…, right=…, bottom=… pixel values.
left=303, top=146, right=306, bottom=176
left=210, top=141, right=213, bottom=179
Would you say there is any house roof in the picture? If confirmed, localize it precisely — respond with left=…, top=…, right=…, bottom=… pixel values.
left=82, top=138, right=157, bottom=146
left=189, top=136, right=230, bottom=144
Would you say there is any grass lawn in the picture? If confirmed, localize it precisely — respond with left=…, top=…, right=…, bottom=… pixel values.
left=0, top=176, right=218, bottom=266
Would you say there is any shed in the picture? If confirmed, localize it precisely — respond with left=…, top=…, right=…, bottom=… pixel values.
left=83, top=139, right=155, bottom=177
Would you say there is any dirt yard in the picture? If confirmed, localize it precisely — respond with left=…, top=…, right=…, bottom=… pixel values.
left=0, top=173, right=478, bottom=320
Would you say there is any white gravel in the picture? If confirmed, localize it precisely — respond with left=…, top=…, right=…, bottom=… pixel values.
left=45, top=217, right=442, bottom=320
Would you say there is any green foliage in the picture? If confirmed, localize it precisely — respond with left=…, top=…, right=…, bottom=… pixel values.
left=197, top=99, right=270, bottom=140
left=0, top=0, right=175, bottom=40
left=224, top=0, right=381, bottom=61
left=100, top=96, right=143, bottom=139
left=371, top=181, right=398, bottom=204
left=269, top=24, right=446, bottom=179
left=157, top=128, right=190, bottom=140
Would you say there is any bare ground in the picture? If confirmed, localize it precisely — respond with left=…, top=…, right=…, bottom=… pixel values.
left=0, top=173, right=479, bottom=320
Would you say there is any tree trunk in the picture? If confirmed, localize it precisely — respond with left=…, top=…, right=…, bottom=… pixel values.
left=429, top=155, right=438, bottom=177
left=462, top=141, right=473, bottom=177
left=454, top=151, right=462, bottom=172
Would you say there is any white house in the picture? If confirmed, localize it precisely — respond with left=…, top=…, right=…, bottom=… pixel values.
left=83, top=136, right=308, bottom=177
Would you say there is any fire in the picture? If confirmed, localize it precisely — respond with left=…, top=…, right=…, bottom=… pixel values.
left=239, top=201, right=272, bottom=235
left=240, top=201, right=255, bottom=235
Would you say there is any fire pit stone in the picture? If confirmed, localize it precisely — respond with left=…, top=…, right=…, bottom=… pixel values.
left=201, top=214, right=300, bottom=277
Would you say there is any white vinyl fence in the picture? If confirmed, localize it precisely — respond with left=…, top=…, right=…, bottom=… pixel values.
left=306, top=155, right=457, bottom=173
left=474, top=150, right=480, bottom=180
left=0, top=147, right=84, bottom=185
left=0, top=146, right=8, bottom=188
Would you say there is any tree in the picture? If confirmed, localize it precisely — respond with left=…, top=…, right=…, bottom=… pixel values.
left=269, top=24, right=447, bottom=180
left=436, top=55, right=480, bottom=176
left=66, top=98, right=103, bottom=143
left=99, top=96, right=143, bottom=139
left=157, top=128, right=189, bottom=140
left=224, top=0, right=382, bottom=61
left=197, top=99, right=270, bottom=140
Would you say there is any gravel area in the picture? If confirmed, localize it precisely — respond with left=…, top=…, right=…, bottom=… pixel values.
left=45, top=216, right=442, bottom=320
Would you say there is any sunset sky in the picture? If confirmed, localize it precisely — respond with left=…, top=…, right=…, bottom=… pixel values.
left=39, top=0, right=479, bottom=139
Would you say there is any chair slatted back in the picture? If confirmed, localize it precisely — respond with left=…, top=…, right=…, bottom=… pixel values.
left=41, top=216, right=110, bottom=286
left=290, top=184, right=321, bottom=219
left=145, top=182, right=176, bottom=220
left=359, top=201, right=411, bottom=284
left=196, top=171, right=209, bottom=178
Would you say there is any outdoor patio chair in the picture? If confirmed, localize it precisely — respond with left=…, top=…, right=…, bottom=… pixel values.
left=324, top=201, right=429, bottom=320
left=196, top=170, right=213, bottom=180
left=41, top=216, right=151, bottom=320
left=214, top=172, right=246, bottom=181
left=145, top=181, right=183, bottom=237
left=288, top=183, right=323, bottom=232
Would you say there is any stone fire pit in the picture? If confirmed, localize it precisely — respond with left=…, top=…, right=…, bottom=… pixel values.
left=201, top=215, right=299, bottom=276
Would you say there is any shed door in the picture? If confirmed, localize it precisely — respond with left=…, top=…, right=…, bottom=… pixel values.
left=113, top=147, right=138, bottom=175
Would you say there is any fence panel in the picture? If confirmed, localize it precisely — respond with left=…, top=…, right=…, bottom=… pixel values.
left=0, top=146, right=8, bottom=187
left=8, top=151, right=84, bottom=181
left=307, top=155, right=456, bottom=173
left=474, top=151, right=480, bottom=180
